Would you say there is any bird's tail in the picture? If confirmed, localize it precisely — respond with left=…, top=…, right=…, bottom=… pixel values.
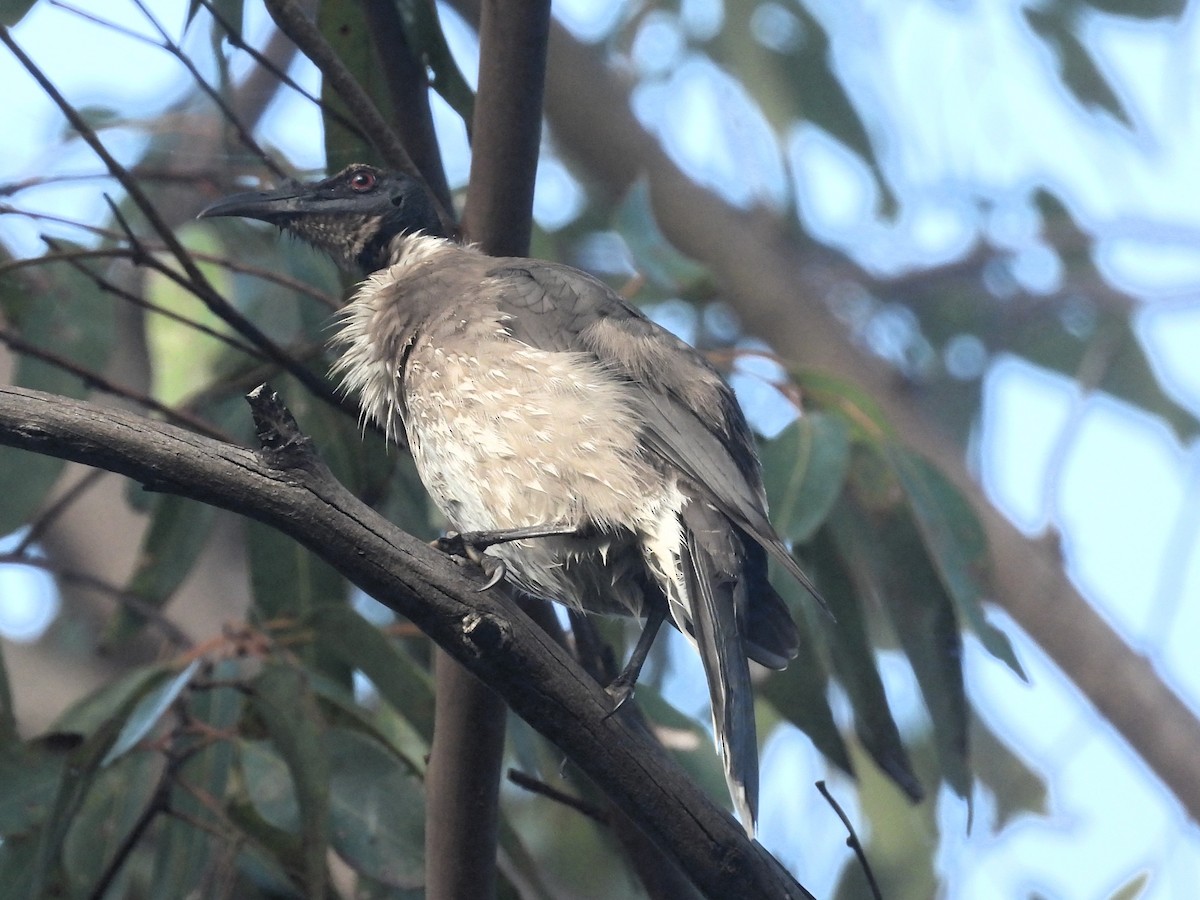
left=676, top=499, right=759, bottom=838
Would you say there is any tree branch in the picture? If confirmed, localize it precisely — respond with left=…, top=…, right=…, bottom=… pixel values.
left=0, top=384, right=815, bottom=900
left=422, top=5, right=552, bottom=896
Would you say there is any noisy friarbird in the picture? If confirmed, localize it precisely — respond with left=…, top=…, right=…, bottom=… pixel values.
left=200, top=164, right=823, bottom=837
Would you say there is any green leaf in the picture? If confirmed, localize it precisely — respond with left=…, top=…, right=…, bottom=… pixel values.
left=246, top=519, right=348, bottom=624
left=613, top=180, right=711, bottom=293
left=396, top=0, right=476, bottom=129
left=0, top=738, right=73, bottom=836
left=149, top=659, right=243, bottom=899
left=102, top=659, right=200, bottom=766
left=1105, top=870, right=1150, bottom=900
left=317, top=0, right=392, bottom=171
left=1082, top=0, right=1184, bottom=18
left=307, top=605, right=435, bottom=739
left=30, top=672, right=170, bottom=898
left=240, top=738, right=299, bottom=832
left=105, top=493, right=217, bottom=646
left=188, top=0, right=243, bottom=27
left=791, top=369, right=894, bottom=443
left=326, top=728, right=424, bottom=888
left=248, top=662, right=330, bottom=900
left=758, top=577, right=853, bottom=776
left=0, top=255, right=114, bottom=533
left=1024, top=8, right=1132, bottom=126
left=885, top=444, right=1024, bottom=678
left=0, top=832, right=40, bottom=898
left=53, top=664, right=167, bottom=736
left=835, top=489, right=970, bottom=798
left=0, top=641, right=15, bottom=745
left=970, top=717, right=1047, bottom=829
left=246, top=519, right=351, bottom=684
left=814, top=517, right=922, bottom=801
left=710, top=3, right=896, bottom=214
left=61, top=750, right=161, bottom=898
left=760, top=413, right=851, bottom=543
left=0, top=0, right=38, bottom=27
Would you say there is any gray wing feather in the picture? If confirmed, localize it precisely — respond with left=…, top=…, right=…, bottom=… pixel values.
left=488, top=261, right=823, bottom=612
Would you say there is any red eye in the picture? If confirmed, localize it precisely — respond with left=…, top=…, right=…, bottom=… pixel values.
left=349, top=170, right=377, bottom=192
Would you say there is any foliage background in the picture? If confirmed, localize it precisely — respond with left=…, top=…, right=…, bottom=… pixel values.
left=0, top=0, right=1197, bottom=897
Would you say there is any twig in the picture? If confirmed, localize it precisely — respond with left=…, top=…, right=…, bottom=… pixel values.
left=13, top=468, right=106, bottom=553
left=0, top=224, right=341, bottom=310
left=259, top=0, right=458, bottom=238
left=0, top=25, right=347, bottom=415
left=506, top=769, right=609, bottom=824
left=129, top=0, right=286, bottom=178
left=43, top=238, right=266, bottom=359
left=816, top=780, right=882, bottom=900
left=0, top=327, right=231, bottom=441
left=0, top=552, right=193, bottom=648
left=197, top=0, right=366, bottom=141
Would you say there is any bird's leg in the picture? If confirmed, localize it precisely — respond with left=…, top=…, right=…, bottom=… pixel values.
left=433, top=524, right=583, bottom=591
left=605, top=605, right=668, bottom=714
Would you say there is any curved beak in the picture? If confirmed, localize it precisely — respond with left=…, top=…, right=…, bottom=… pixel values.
left=197, top=182, right=307, bottom=223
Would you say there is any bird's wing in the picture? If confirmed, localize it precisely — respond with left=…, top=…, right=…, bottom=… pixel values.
left=486, top=260, right=821, bottom=611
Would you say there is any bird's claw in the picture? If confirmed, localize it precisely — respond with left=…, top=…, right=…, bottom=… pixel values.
left=432, top=532, right=507, bottom=591
left=602, top=676, right=636, bottom=720
left=477, top=557, right=506, bottom=592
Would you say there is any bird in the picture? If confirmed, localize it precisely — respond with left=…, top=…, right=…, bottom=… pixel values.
left=199, top=163, right=821, bottom=837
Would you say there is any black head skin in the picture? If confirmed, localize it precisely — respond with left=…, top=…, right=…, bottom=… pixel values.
left=198, top=164, right=446, bottom=273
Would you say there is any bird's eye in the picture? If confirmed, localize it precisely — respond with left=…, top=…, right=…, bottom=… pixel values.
left=349, top=170, right=377, bottom=192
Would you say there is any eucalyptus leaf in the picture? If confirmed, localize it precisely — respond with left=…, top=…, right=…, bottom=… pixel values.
left=1024, top=8, right=1132, bottom=126
left=710, top=2, right=896, bottom=214
left=814, top=517, right=922, bottom=801
left=835, top=492, right=970, bottom=798
left=0, top=641, right=14, bottom=745
left=53, top=664, right=167, bottom=737
left=0, top=832, right=39, bottom=899
left=149, top=659, right=243, bottom=899
left=62, top=751, right=161, bottom=898
left=30, top=675, right=170, bottom=898
left=758, top=575, right=852, bottom=776
left=614, top=180, right=710, bottom=293
left=885, top=444, right=1025, bottom=678
left=1080, top=0, right=1184, bottom=18
left=0, top=740, right=72, bottom=836
left=0, top=0, right=37, bottom=28
left=248, top=662, right=330, bottom=899
left=759, top=413, right=850, bottom=543
left=318, top=0, right=391, bottom=171
left=101, top=659, right=200, bottom=767
left=326, top=728, right=424, bottom=888
left=0, top=255, right=114, bottom=532
left=105, top=493, right=217, bottom=647
left=395, top=0, right=476, bottom=129
left=307, top=605, right=435, bottom=739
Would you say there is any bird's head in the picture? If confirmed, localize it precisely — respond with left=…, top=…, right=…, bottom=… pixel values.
left=198, top=164, right=446, bottom=272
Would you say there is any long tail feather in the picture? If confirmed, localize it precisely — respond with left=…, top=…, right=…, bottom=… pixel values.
left=678, top=503, right=759, bottom=837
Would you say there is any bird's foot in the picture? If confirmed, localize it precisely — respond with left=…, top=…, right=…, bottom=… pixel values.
left=439, top=525, right=580, bottom=555
left=431, top=532, right=509, bottom=592
left=602, top=673, right=637, bottom=720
